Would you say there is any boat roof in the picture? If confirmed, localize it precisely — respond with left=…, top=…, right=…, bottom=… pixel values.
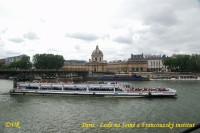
left=18, top=83, right=117, bottom=88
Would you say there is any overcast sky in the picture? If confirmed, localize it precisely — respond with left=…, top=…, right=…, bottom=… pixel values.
left=0, top=0, right=200, bottom=61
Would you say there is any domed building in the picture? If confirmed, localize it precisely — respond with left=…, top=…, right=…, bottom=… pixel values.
left=62, top=45, right=148, bottom=73
left=88, top=45, right=107, bottom=72
left=91, top=45, right=103, bottom=62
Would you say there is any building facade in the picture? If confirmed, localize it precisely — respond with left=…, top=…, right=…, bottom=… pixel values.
left=87, top=45, right=107, bottom=72
left=127, top=54, right=147, bottom=72
left=0, top=54, right=30, bottom=65
left=62, top=45, right=148, bottom=73
left=144, top=55, right=165, bottom=72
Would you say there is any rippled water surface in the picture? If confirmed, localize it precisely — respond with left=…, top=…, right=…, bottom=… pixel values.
left=0, top=79, right=200, bottom=133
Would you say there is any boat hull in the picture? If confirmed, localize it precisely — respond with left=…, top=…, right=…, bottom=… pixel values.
left=10, top=90, right=177, bottom=98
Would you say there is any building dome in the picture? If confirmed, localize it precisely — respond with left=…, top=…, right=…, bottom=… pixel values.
left=92, top=45, right=103, bottom=57
left=91, top=45, right=103, bottom=62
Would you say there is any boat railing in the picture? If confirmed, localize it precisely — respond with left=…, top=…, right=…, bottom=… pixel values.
left=126, top=88, right=170, bottom=92
left=17, top=83, right=120, bottom=92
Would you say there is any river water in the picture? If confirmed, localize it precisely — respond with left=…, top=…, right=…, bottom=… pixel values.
left=0, top=79, right=200, bottom=133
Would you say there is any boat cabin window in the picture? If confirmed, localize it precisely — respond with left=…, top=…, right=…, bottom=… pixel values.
left=25, top=86, right=38, bottom=90
left=89, top=87, right=114, bottom=91
left=41, top=87, right=52, bottom=90
left=18, top=84, right=39, bottom=90
left=115, top=88, right=123, bottom=91
left=63, top=87, right=86, bottom=91
left=52, top=87, right=62, bottom=90
left=125, top=85, right=130, bottom=88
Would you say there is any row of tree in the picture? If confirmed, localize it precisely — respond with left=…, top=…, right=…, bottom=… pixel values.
left=1, top=53, right=200, bottom=72
left=33, top=54, right=65, bottom=69
left=0, top=54, right=65, bottom=69
left=0, top=55, right=32, bottom=69
left=164, top=54, right=200, bottom=72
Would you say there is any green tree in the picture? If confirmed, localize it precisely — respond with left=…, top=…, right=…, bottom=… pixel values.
left=164, top=57, right=178, bottom=71
left=0, top=64, right=8, bottom=69
left=0, top=62, right=3, bottom=68
left=9, top=61, right=20, bottom=69
left=176, top=55, right=190, bottom=72
left=189, top=54, right=200, bottom=72
left=19, top=55, right=32, bottom=69
left=164, top=55, right=190, bottom=72
left=33, top=54, right=65, bottom=69
left=7, top=55, right=32, bottom=69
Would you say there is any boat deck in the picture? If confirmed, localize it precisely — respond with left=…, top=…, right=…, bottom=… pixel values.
left=10, top=82, right=177, bottom=97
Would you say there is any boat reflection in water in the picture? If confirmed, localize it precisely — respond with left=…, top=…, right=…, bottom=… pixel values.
left=10, top=82, right=177, bottom=98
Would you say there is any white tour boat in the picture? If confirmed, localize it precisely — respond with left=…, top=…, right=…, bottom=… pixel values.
left=10, top=82, right=177, bottom=97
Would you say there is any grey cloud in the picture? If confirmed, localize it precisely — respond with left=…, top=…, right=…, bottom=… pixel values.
left=74, top=45, right=80, bottom=51
left=6, top=51, right=21, bottom=56
left=113, top=36, right=133, bottom=44
left=8, top=37, right=24, bottom=43
left=40, top=18, right=46, bottom=23
left=66, top=33, right=99, bottom=41
left=102, top=34, right=110, bottom=40
left=118, top=0, right=181, bottom=27
left=148, top=24, right=169, bottom=35
left=47, top=48, right=58, bottom=52
left=23, top=32, right=39, bottom=40
left=115, top=0, right=200, bottom=56
left=144, top=10, right=178, bottom=27
left=0, top=50, right=21, bottom=58
left=28, top=49, right=37, bottom=53
left=143, top=4, right=179, bottom=26
left=0, top=28, right=7, bottom=34
left=0, top=40, right=5, bottom=47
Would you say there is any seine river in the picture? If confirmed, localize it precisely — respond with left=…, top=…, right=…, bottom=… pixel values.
left=0, top=79, right=200, bottom=133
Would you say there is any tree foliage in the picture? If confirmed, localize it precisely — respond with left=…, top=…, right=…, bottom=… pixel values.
left=33, top=54, right=65, bottom=69
left=20, top=55, right=32, bottom=69
left=0, top=62, right=3, bottom=68
left=164, top=54, right=200, bottom=72
left=189, top=54, right=200, bottom=72
left=7, top=55, right=32, bottom=69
